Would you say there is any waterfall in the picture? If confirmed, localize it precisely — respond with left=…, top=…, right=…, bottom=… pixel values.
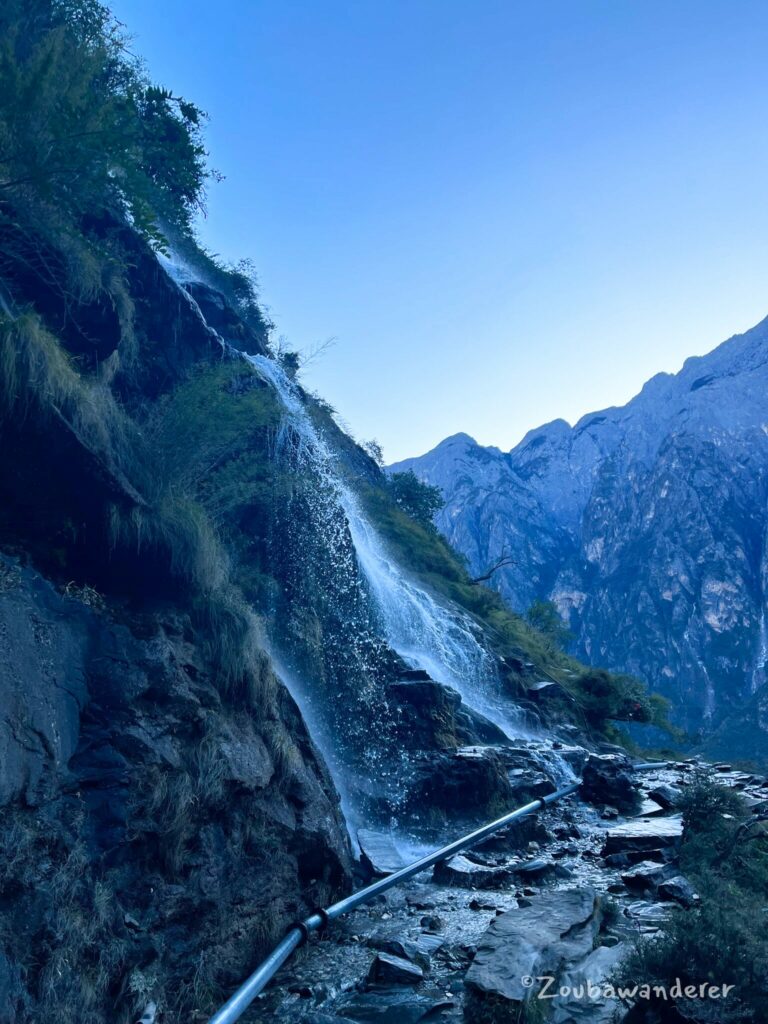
left=752, top=605, right=768, bottom=693
left=243, top=352, right=523, bottom=737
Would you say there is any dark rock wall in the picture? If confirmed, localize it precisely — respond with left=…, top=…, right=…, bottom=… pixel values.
left=0, top=554, right=350, bottom=1023
left=0, top=220, right=353, bottom=1023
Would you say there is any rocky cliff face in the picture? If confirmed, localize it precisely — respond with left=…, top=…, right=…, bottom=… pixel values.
left=392, top=316, right=768, bottom=750
left=0, top=220, right=356, bottom=1024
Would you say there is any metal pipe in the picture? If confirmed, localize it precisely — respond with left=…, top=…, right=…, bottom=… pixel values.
left=207, top=780, right=581, bottom=1024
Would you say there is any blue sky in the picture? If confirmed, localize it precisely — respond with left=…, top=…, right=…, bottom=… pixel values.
left=113, top=0, right=768, bottom=461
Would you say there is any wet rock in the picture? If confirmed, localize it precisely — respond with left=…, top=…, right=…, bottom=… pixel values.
left=368, top=933, right=438, bottom=970
left=367, top=952, right=424, bottom=986
left=624, top=900, right=674, bottom=932
left=300, top=1014, right=358, bottom=1024
left=464, top=887, right=601, bottom=1020
left=507, top=768, right=555, bottom=801
left=512, top=856, right=559, bottom=879
left=388, top=678, right=509, bottom=750
left=581, top=754, right=641, bottom=814
left=433, top=854, right=511, bottom=889
left=648, top=784, right=683, bottom=810
left=337, top=991, right=450, bottom=1024
left=413, top=932, right=445, bottom=954
left=358, top=830, right=406, bottom=877
left=551, top=942, right=628, bottom=1023
left=621, top=861, right=676, bottom=892
left=405, top=747, right=514, bottom=819
left=602, top=816, right=683, bottom=856
left=604, top=849, right=666, bottom=868
left=406, top=894, right=435, bottom=911
left=635, top=797, right=665, bottom=817
left=557, top=744, right=590, bottom=773
left=419, top=914, right=443, bottom=932
left=657, top=875, right=699, bottom=908
left=469, top=897, right=502, bottom=911
left=367, top=933, right=432, bottom=971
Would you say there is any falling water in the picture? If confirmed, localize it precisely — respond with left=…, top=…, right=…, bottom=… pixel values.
left=752, top=605, right=768, bottom=693
left=244, top=353, right=523, bottom=736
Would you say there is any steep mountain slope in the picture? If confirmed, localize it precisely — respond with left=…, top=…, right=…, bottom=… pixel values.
left=392, top=316, right=768, bottom=744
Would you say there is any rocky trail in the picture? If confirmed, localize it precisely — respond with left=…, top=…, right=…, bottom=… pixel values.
left=247, top=756, right=767, bottom=1024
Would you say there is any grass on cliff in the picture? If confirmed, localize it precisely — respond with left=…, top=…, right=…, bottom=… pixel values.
left=612, top=775, right=768, bottom=1021
left=0, top=307, right=286, bottom=711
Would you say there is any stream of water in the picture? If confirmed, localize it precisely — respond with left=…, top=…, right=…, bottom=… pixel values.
left=245, top=353, right=523, bottom=733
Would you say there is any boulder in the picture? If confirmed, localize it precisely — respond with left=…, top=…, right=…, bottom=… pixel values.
left=551, top=943, right=629, bottom=1023
left=366, top=952, right=424, bottom=986
left=367, top=933, right=433, bottom=971
left=511, top=856, right=559, bottom=880
left=624, top=900, right=674, bottom=933
left=648, top=784, right=683, bottom=810
left=465, top=887, right=601, bottom=1021
left=621, top=861, right=677, bottom=892
left=635, top=797, right=665, bottom=817
left=581, top=754, right=640, bottom=813
left=657, top=875, right=699, bottom=908
left=405, top=747, right=514, bottom=819
left=388, top=678, right=509, bottom=750
left=507, top=768, right=556, bottom=802
left=601, top=816, right=683, bottom=856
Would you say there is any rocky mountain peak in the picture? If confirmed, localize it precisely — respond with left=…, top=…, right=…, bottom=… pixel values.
left=396, top=314, right=768, bottom=749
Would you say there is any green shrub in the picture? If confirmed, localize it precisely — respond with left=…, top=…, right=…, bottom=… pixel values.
left=387, top=470, right=444, bottom=528
left=0, top=0, right=211, bottom=242
left=570, top=667, right=672, bottom=734
left=613, top=777, right=768, bottom=1022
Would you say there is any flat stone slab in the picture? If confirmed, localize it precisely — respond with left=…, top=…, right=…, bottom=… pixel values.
left=433, top=854, right=511, bottom=889
left=635, top=797, right=665, bottom=817
left=602, top=816, right=683, bottom=856
left=357, top=829, right=406, bottom=876
left=465, top=887, right=600, bottom=1014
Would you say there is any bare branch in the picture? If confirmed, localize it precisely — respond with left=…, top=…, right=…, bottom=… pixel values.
left=471, top=550, right=517, bottom=584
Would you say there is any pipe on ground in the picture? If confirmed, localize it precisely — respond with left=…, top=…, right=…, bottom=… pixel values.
left=207, top=781, right=581, bottom=1024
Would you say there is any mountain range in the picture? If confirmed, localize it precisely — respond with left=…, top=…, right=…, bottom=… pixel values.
left=392, top=315, right=768, bottom=754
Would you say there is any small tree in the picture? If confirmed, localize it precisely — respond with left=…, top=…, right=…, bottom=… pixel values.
left=362, top=439, right=385, bottom=467
left=388, top=470, right=443, bottom=528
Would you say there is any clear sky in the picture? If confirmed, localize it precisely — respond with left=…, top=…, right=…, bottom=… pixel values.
left=112, top=0, right=768, bottom=462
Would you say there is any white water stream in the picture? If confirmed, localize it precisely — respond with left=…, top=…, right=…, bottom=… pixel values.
left=245, top=353, right=524, bottom=736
